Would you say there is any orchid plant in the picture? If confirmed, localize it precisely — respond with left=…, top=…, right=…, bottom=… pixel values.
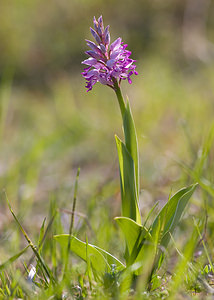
left=55, top=16, right=197, bottom=292
left=82, top=16, right=140, bottom=224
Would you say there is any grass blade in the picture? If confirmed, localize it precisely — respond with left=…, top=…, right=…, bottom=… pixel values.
left=0, top=246, right=30, bottom=271
left=5, top=192, right=56, bottom=285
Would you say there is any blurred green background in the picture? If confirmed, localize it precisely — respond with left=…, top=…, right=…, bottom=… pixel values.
left=0, top=0, right=214, bottom=256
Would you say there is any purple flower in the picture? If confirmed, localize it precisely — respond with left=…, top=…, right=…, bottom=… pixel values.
left=82, top=16, right=138, bottom=92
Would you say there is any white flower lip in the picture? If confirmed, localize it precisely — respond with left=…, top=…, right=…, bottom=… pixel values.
left=27, top=265, right=36, bottom=282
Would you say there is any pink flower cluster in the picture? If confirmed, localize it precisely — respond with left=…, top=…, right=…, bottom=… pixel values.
left=82, top=16, right=138, bottom=91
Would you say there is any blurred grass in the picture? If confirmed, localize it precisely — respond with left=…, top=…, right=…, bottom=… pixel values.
left=1, top=0, right=214, bottom=297
left=1, top=56, right=214, bottom=240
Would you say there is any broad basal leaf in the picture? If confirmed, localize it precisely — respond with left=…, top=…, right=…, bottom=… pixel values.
left=150, top=184, right=198, bottom=272
left=93, top=245, right=125, bottom=271
left=115, top=217, right=151, bottom=256
left=115, top=216, right=153, bottom=273
left=54, top=234, right=125, bottom=274
left=151, top=183, right=198, bottom=249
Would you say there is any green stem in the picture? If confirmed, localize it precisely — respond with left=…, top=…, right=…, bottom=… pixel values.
left=112, top=77, right=126, bottom=118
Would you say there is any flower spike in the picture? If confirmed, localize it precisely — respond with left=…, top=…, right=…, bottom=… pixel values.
left=82, top=16, right=137, bottom=92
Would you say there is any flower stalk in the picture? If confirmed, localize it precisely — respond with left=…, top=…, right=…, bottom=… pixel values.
left=112, top=77, right=126, bottom=118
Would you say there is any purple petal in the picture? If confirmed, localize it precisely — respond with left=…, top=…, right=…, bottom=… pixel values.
left=84, top=69, right=98, bottom=79
left=104, top=33, right=110, bottom=47
left=96, top=26, right=102, bottom=37
left=124, top=50, right=132, bottom=56
left=98, top=75, right=109, bottom=85
left=85, top=50, right=102, bottom=60
left=98, top=16, right=104, bottom=30
left=104, top=25, right=109, bottom=37
left=95, top=16, right=103, bottom=36
left=90, top=28, right=101, bottom=44
left=111, top=69, right=121, bottom=78
left=106, top=59, right=115, bottom=68
left=93, top=16, right=98, bottom=31
left=86, top=40, right=102, bottom=55
left=123, top=61, right=134, bottom=69
left=82, top=58, right=97, bottom=66
left=110, top=38, right=122, bottom=51
left=100, top=43, right=106, bottom=54
left=110, top=49, right=121, bottom=60
left=104, top=26, right=110, bottom=46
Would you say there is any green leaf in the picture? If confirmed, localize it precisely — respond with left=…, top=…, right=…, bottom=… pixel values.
left=93, top=245, right=125, bottom=271
left=37, top=218, right=46, bottom=255
left=123, top=101, right=139, bottom=198
left=0, top=245, right=30, bottom=271
left=115, top=217, right=156, bottom=277
left=151, top=183, right=198, bottom=250
left=54, top=234, right=125, bottom=274
left=115, top=217, right=151, bottom=256
left=85, top=236, right=93, bottom=286
left=115, top=217, right=154, bottom=275
left=115, top=135, right=141, bottom=224
left=169, top=225, right=199, bottom=295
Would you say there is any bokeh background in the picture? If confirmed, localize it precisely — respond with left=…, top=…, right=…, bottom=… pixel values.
left=1, top=0, right=214, bottom=256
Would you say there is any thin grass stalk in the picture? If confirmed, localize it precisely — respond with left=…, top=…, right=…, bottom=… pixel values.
left=63, top=168, right=80, bottom=279
left=5, top=192, right=55, bottom=285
